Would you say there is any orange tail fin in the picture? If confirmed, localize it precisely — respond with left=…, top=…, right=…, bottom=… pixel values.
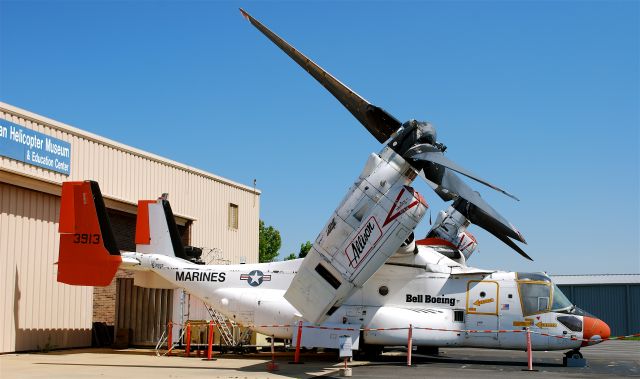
left=57, top=181, right=122, bottom=286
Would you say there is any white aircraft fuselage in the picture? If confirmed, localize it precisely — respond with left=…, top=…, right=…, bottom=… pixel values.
left=122, top=244, right=603, bottom=352
left=54, top=9, right=613, bottom=358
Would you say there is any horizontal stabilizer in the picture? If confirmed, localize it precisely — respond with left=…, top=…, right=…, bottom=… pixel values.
left=134, top=271, right=178, bottom=289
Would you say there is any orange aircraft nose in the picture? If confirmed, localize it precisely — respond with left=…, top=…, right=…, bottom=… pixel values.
left=582, top=316, right=611, bottom=346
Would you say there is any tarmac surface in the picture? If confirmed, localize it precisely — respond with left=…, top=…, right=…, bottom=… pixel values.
left=1, top=341, right=638, bottom=378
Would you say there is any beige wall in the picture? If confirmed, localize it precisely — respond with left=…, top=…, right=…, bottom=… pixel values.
left=0, top=102, right=260, bottom=352
left=0, top=102, right=260, bottom=264
left=0, top=183, right=93, bottom=352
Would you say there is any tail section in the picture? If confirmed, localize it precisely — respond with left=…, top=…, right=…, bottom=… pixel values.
left=57, top=181, right=122, bottom=286
left=135, top=197, right=202, bottom=263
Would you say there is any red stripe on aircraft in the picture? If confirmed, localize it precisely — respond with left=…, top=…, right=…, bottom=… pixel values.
left=416, top=238, right=458, bottom=249
left=135, top=200, right=155, bottom=245
left=383, top=187, right=421, bottom=227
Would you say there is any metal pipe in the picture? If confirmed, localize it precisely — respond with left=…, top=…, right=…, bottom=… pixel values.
left=526, top=327, right=533, bottom=371
left=207, top=321, right=214, bottom=360
left=185, top=322, right=192, bottom=357
left=294, top=320, right=303, bottom=363
left=407, top=324, right=413, bottom=367
left=167, top=321, right=173, bottom=356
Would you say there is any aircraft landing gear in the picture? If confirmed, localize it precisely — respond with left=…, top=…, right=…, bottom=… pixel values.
left=563, top=349, right=587, bottom=367
left=416, top=346, right=440, bottom=356
left=354, top=344, right=383, bottom=361
left=566, top=349, right=583, bottom=359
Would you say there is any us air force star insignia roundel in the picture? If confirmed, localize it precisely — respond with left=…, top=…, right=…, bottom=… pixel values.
left=240, top=270, right=271, bottom=287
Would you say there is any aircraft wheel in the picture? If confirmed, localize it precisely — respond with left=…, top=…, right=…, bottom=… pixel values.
left=566, top=349, right=583, bottom=359
left=355, top=345, right=383, bottom=361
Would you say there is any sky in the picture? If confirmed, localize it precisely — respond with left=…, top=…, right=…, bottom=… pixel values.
left=1, top=0, right=638, bottom=275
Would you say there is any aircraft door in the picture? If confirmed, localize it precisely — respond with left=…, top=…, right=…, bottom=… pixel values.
left=465, top=280, right=499, bottom=345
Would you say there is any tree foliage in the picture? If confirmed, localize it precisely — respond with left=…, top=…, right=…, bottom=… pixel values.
left=284, top=241, right=312, bottom=260
left=298, top=241, right=312, bottom=258
left=259, top=220, right=281, bottom=263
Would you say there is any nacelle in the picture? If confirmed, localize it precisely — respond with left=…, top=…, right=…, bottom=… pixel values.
left=284, top=147, right=428, bottom=323
left=427, top=205, right=477, bottom=260
left=393, top=232, right=417, bottom=256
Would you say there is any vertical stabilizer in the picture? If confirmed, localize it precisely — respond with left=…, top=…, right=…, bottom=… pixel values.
left=57, top=181, right=122, bottom=286
left=135, top=198, right=187, bottom=259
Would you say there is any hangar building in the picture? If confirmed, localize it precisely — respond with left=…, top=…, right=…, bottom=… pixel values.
left=552, top=274, right=640, bottom=337
left=0, top=102, right=260, bottom=353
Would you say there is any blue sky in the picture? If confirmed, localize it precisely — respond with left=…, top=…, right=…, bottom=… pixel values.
left=1, top=1, right=638, bottom=274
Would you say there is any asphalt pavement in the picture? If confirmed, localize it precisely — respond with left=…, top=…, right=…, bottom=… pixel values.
left=0, top=341, right=638, bottom=378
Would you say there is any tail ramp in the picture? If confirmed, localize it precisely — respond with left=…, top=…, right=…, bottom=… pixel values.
left=57, top=181, right=122, bottom=286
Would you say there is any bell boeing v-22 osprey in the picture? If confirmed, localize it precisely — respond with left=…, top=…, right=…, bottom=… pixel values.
left=56, top=9, right=610, bottom=359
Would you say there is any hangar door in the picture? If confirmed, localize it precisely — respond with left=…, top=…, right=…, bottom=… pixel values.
left=114, top=278, right=173, bottom=346
left=104, top=208, right=190, bottom=346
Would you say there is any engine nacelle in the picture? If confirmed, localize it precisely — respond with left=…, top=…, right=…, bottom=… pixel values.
left=427, top=205, right=477, bottom=260
left=284, top=147, right=428, bottom=324
left=455, top=230, right=477, bottom=260
left=393, top=232, right=417, bottom=256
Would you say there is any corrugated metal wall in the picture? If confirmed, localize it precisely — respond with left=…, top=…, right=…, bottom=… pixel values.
left=0, top=183, right=92, bottom=352
left=630, top=286, right=640, bottom=337
left=558, top=284, right=640, bottom=336
left=115, top=278, right=173, bottom=346
left=0, top=102, right=260, bottom=352
left=0, top=102, right=260, bottom=265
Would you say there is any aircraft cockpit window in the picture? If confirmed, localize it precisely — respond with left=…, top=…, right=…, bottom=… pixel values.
left=516, top=272, right=551, bottom=282
left=518, top=282, right=551, bottom=316
left=551, top=284, right=574, bottom=312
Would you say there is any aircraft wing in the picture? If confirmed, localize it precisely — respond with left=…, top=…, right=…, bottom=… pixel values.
left=450, top=267, right=496, bottom=275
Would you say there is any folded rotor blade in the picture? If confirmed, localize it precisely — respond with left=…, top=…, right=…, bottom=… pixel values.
left=419, top=168, right=530, bottom=259
left=488, top=230, right=532, bottom=261
left=450, top=195, right=531, bottom=260
left=239, top=8, right=401, bottom=143
left=410, top=147, right=519, bottom=201
left=420, top=169, right=457, bottom=202
left=439, top=169, right=521, bottom=240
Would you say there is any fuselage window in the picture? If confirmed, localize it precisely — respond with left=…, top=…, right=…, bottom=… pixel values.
left=551, top=284, right=573, bottom=312
left=518, top=282, right=551, bottom=316
left=557, top=315, right=582, bottom=332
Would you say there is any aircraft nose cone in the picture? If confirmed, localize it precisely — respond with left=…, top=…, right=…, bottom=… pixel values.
left=582, top=316, right=611, bottom=346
